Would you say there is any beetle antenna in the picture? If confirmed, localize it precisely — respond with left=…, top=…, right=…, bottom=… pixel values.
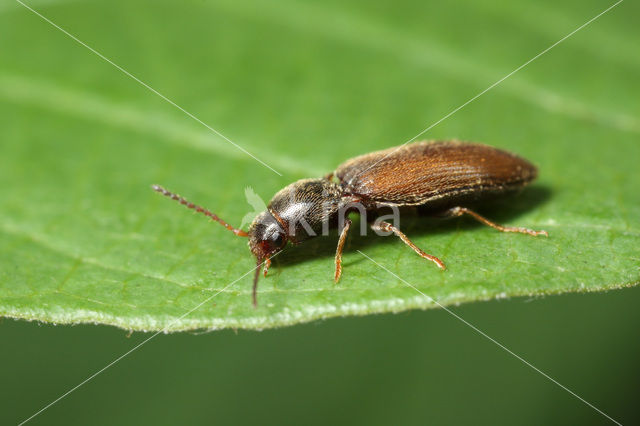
left=252, top=259, right=262, bottom=308
left=152, top=185, right=249, bottom=237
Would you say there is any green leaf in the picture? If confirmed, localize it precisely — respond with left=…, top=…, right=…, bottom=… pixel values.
left=1, top=0, right=638, bottom=331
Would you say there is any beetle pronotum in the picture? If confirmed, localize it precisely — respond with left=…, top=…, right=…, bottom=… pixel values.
left=154, top=140, right=547, bottom=306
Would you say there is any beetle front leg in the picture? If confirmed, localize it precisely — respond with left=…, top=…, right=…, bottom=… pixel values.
left=445, top=207, right=548, bottom=237
left=263, top=257, right=271, bottom=277
left=371, top=221, right=446, bottom=270
left=334, top=218, right=352, bottom=282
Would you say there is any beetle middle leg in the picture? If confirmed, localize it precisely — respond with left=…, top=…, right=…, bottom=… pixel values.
left=371, top=221, right=446, bottom=270
left=334, top=218, right=352, bottom=282
left=445, top=207, right=548, bottom=237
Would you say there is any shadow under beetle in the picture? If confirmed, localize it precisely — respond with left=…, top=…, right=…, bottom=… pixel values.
left=153, top=140, right=548, bottom=306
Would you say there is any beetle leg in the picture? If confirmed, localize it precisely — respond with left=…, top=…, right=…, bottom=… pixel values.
left=334, top=218, right=352, bottom=282
left=446, top=207, right=548, bottom=237
left=371, top=221, right=446, bottom=270
left=263, top=257, right=271, bottom=277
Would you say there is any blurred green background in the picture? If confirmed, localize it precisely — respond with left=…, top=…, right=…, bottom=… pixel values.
left=1, top=0, right=639, bottom=424
left=3, top=289, right=640, bottom=425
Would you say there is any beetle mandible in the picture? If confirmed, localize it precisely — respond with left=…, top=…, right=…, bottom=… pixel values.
left=153, top=140, right=548, bottom=306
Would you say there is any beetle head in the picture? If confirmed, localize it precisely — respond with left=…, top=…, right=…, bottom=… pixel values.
left=247, top=211, right=287, bottom=306
left=248, top=211, right=287, bottom=261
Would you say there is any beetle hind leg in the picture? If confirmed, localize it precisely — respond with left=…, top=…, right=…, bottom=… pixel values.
left=446, top=207, right=548, bottom=237
left=371, top=221, right=446, bottom=270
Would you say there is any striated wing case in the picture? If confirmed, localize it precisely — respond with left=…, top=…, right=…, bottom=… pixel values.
left=334, top=141, right=537, bottom=207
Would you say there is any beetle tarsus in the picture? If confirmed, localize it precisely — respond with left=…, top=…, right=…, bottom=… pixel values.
left=446, top=207, right=548, bottom=237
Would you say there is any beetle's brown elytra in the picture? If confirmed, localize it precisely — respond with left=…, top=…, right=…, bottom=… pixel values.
left=153, top=140, right=548, bottom=307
